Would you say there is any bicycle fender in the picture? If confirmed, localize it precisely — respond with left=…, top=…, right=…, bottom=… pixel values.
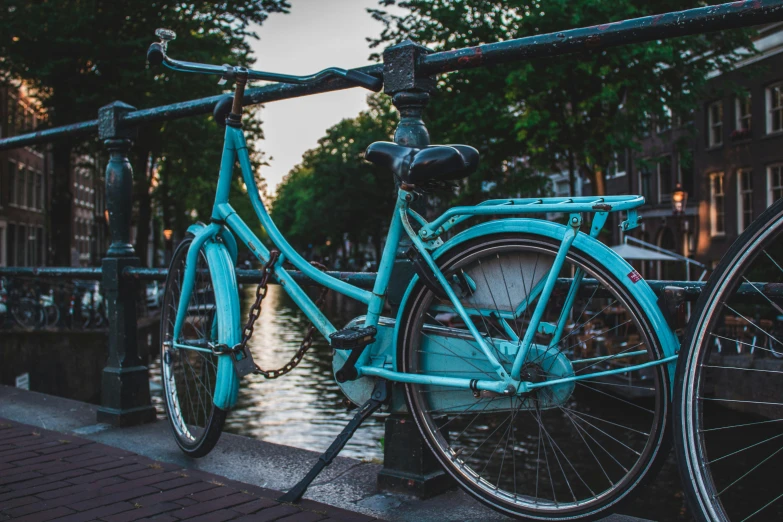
left=186, top=222, right=238, bottom=264
left=188, top=223, right=240, bottom=410
left=393, top=218, right=679, bottom=385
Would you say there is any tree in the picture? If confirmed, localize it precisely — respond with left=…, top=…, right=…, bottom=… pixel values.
left=370, top=0, right=755, bottom=196
left=0, top=0, right=289, bottom=265
left=272, top=95, right=399, bottom=263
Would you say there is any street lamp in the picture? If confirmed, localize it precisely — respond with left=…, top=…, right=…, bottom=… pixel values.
left=672, top=183, right=688, bottom=216
left=163, top=229, right=174, bottom=265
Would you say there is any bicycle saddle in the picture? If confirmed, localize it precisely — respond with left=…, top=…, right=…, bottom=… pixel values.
left=365, top=141, right=479, bottom=186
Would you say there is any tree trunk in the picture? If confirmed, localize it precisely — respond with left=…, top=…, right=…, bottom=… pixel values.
left=50, top=141, right=73, bottom=266
left=592, top=169, right=606, bottom=196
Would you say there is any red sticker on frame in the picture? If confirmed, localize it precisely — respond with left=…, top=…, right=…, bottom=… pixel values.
left=628, top=270, right=642, bottom=283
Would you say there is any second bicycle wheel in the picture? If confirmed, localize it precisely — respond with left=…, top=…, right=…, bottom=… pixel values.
left=399, top=233, right=671, bottom=520
left=160, top=235, right=227, bottom=457
left=675, top=197, right=783, bottom=522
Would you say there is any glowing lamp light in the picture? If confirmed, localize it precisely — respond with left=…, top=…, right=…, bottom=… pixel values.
left=672, top=183, right=688, bottom=215
left=163, top=229, right=173, bottom=241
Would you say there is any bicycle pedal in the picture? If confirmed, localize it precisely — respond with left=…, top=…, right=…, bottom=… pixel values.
left=329, top=326, right=377, bottom=350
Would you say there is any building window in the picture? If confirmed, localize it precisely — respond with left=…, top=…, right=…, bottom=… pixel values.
left=767, top=82, right=783, bottom=134
left=710, top=172, right=725, bottom=236
left=656, top=105, right=673, bottom=134
left=609, top=150, right=628, bottom=178
left=738, top=169, right=753, bottom=232
left=7, top=224, right=15, bottom=267
left=35, top=173, right=43, bottom=210
left=8, top=161, right=16, bottom=205
left=28, top=227, right=38, bottom=266
left=15, top=165, right=26, bottom=207
left=768, top=164, right=783, bottom=206
left=26, top=169, right=34, bottom=208
left=708, top=101, right=723, bottom=147
left=735, top=94, right=752, bottom=135
left=17, top=224, right=27, bottom=266
left=658, top=156, right=673, bottom=201
left=640, top=164, right=652, bottom=203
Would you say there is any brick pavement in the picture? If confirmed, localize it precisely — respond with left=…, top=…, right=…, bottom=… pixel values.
left=0, top=419, right=377, bottom=522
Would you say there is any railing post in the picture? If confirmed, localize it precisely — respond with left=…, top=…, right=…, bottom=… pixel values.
left=96, top=101, right=156, bottom=427
left=379, top=39, right=454, bottom=499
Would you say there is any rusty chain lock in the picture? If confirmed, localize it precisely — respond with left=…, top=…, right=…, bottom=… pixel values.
left=232, top=250, right=329, bottom=379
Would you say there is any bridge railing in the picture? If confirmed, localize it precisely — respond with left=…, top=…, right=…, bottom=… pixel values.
left=1, top=0, right=781, bottom=497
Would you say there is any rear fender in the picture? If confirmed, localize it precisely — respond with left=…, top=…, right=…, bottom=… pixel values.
left=393, top=218, right=679, bottom=386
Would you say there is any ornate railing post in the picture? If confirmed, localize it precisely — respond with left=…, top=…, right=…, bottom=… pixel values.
left=96, top=101, right=157, bottom=427
left=379, top=40, right=453, bottom=498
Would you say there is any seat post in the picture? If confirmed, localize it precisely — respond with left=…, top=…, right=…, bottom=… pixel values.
left=378, top=38, right=454, bottom=500
left=228, top=74, right=247, bottom=127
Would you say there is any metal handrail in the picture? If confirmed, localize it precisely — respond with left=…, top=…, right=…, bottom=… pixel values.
left=2, top=1, right=781, bottom=153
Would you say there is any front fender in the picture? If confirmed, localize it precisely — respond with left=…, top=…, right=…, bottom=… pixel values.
left=185, top=224, right=241, bottom=410
left=393, top=219, right=679, bottom=383
left=204, top=239, right=242, bottom=410
left=187, top=222, right=238, bottom=264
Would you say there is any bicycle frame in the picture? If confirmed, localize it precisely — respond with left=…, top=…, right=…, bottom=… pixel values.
left=172, top=124, right=678, bottom=406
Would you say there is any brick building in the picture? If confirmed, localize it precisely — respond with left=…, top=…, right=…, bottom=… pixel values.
left=0, top=83, right=50, bottom=267
left=1, top=83, right=108, bottom=268
left=568, top=24, right=783, bottom=277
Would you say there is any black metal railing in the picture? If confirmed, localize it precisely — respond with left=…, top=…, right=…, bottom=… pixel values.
left=1, top=0, right=781, bottom=496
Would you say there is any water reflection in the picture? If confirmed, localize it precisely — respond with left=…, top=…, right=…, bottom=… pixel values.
left=221, top=284, right=383, bottom=460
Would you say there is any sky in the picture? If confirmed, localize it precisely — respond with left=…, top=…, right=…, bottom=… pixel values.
left=249, top=0, right=402, bottom=195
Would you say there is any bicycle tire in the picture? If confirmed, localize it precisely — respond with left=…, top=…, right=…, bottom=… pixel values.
left=12, top=298, right=44, bottom=330
left=674, top=197, right=783, bottom=522
left=160, top=236, right=227, bottom=457
left=44, top=304, right=60, bottom=328
left=399, top=233, right=671, bottom=520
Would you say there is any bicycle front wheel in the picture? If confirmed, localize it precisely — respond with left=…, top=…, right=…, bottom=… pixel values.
left=160, top=236, right=227, bottom=457
left=399, top=233, right=671, bottom=520
left=675, top=197, right=783, bottom=522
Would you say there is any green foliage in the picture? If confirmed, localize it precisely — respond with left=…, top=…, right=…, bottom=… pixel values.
left=369, top=0, right=755, bottom=195
left=272, top=95, right=399, bottom=261
left=0, top=0, right=289, bottom=264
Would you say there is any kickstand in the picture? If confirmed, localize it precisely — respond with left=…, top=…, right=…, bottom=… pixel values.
left=278, top=380, right=389, bottom=504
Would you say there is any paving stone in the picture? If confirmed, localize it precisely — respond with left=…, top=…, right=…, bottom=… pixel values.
left=101, top=502, right=181, bottom=522
left=276, top=512, right=327, bottom=522
left=48, top=502, right=137, bottom=522
left=168, top=492, right=255, bottom=519
left=0, top=418, right=372, bottom=522
left=11, top=506, right=76, bottom=522
left=231, top=497, right=278, bottom=514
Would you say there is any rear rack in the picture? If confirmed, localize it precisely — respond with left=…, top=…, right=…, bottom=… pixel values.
left=418, top=195, right=645, bottom=240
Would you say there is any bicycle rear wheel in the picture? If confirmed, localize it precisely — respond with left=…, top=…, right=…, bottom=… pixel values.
left=160, top=236, right=226, bottom=457
left=399, top=233, right=671, bottom=520
left=675, top=197, right=783, bottom=522
left=12, top=298, right=43, bottom=330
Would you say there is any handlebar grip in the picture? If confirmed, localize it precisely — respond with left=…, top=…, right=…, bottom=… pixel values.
left=345, top=70, right=383, bottom=92
left=147, top=43, right=164, bottom=67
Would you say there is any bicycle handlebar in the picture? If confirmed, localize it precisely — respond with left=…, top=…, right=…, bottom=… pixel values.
left=146, top=36, right=382, bottom=92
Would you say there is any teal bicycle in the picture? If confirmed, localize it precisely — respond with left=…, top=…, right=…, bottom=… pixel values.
left=150, top=30, right=679, bottom=521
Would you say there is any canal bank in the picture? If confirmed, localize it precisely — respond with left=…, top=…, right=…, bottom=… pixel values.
left=0, top=386, right=660, bottom=522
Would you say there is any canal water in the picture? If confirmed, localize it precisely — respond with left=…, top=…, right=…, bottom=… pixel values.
left=150, top=284, right=385, bottom=461
left=149, top=283, right=692, bottom=520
